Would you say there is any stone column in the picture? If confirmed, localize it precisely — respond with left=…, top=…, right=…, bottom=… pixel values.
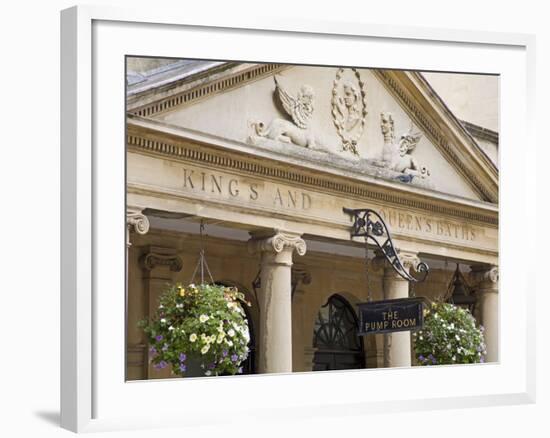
left=140, top=246, right=183, bottom=378
left=126, top=208, right=150, bottom=378
left=373, top=250, right=419, bottom=368
left=469, top=265, right=499, bottom=362
left=248, top=230, right=306, bottom=374
left=291, top=267, right=312, bottom=372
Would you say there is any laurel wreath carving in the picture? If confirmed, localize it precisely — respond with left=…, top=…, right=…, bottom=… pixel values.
left=331, top=68, right=368, bottom=156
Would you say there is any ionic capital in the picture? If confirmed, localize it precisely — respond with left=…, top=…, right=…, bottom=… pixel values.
left=140, top=246, right=183, bottom=272
left=372, top=250, right=419, bottom=275
left=248, top=230, right=307, bottom=257
left=127, top=207, right=150, bottom=235
left=469, top=265, right=498, bottom=291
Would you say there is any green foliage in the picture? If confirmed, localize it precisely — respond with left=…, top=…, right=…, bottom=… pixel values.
left=139, top=283, right=251, bottom=377
left=413, top=302, right=486, bottom=365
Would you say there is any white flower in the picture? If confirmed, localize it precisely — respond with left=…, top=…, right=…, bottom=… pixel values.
left=225, top=339, right=234, bottom=347
left=201, top=344, right=210, bottom=354
left=189, top=333, right=197, bottom=342
left=205, top=370, right=212, bottom=376
left=189, top=283, right=195, bottom=288
left=455, top=335, right=460, bottom=341
left=160, top=318, right=166, bottom=324
left=419, top=336, right=423, bottom=340
left=158, top=304, right=164, bottom=309
left=168, top=326, right=174, bottom=331
left=452, top=355, right=456, bottom=361
left=199, top=314, right=209, bottom=323
left=210, top=334, right=217, bottom=343
left=228, top=329, right=235, bottom=337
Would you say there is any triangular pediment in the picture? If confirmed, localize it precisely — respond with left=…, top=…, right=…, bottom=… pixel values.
left=127, top=62, right=498, bottom=203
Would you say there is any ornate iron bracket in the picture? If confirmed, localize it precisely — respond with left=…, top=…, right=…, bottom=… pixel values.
left=343, top=208, right=429, bottom=283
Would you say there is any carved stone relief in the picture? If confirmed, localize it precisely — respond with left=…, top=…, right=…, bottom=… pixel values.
left=244, top=75, right=433, bottom=190
left=331, top=68, right=367, bottom=156
left=248, top=76, right=318, bottom=149
left=377, top=113, right=431, bottom=184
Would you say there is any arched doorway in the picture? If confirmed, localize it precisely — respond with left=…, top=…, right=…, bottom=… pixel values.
left=312, top=294, right=365, bottom=371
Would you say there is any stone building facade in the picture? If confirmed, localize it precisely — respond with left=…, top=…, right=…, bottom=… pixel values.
left=125, top=59, right=499, bottom=380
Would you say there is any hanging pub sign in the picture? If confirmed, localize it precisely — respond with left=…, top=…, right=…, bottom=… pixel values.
left=357, top=297, right=426, bottom=335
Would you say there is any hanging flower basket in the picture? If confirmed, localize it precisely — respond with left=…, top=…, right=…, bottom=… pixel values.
left=139, top=283, right=252, bottom=377
left=413, top=302, right=486, bottom=365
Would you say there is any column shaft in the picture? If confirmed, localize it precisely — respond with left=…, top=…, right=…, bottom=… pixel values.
left=470, top=266, right=499, bottom=362
left=249, top=231, right=306, bottom=374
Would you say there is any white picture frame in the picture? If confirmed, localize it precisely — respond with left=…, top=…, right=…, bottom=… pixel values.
left=60, top=5, right=536, bottom=433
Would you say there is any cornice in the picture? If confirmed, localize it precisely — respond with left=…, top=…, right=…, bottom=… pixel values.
left=128, top=63, right=288, bottom=117
left=127, top=122, right=498, bottom=227
left=372, top=69, right=498, bottom=203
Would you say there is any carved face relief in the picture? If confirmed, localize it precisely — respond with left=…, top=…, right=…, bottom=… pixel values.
left=331, top=68, right=368, bottom=156
left=298, top=85, right=315, bottom=112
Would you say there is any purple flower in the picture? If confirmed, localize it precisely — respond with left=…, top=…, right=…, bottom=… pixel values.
left=179, top=364, right=187, bottom=372
left=237, top=367, right=243, bottom=374
left=432, top=357, right=437, bottom=364
left=149, top=346, right=157, bottom=355
left=208, top=363, right=216, bottom=370
left=179, top=353, right=187, bottom=362
left=418, top=355, right=425, bottom=361
left=154, top=360, right=168, bottom=369
left=155, top=335, right=163, bottom=342
left=231, top=354, right=238, bottom=362
left=222, top=350, right=228, bottom=357
left=480, top=357, right=485, bottom=363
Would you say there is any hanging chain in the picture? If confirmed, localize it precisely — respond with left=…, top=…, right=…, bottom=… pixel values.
left=189, top=220, right=215, bottom=285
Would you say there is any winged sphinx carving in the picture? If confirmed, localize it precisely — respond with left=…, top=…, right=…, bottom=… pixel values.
left=380, top=113, right=430, bottom=182
left=248, top=76, right=317, bottom=148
